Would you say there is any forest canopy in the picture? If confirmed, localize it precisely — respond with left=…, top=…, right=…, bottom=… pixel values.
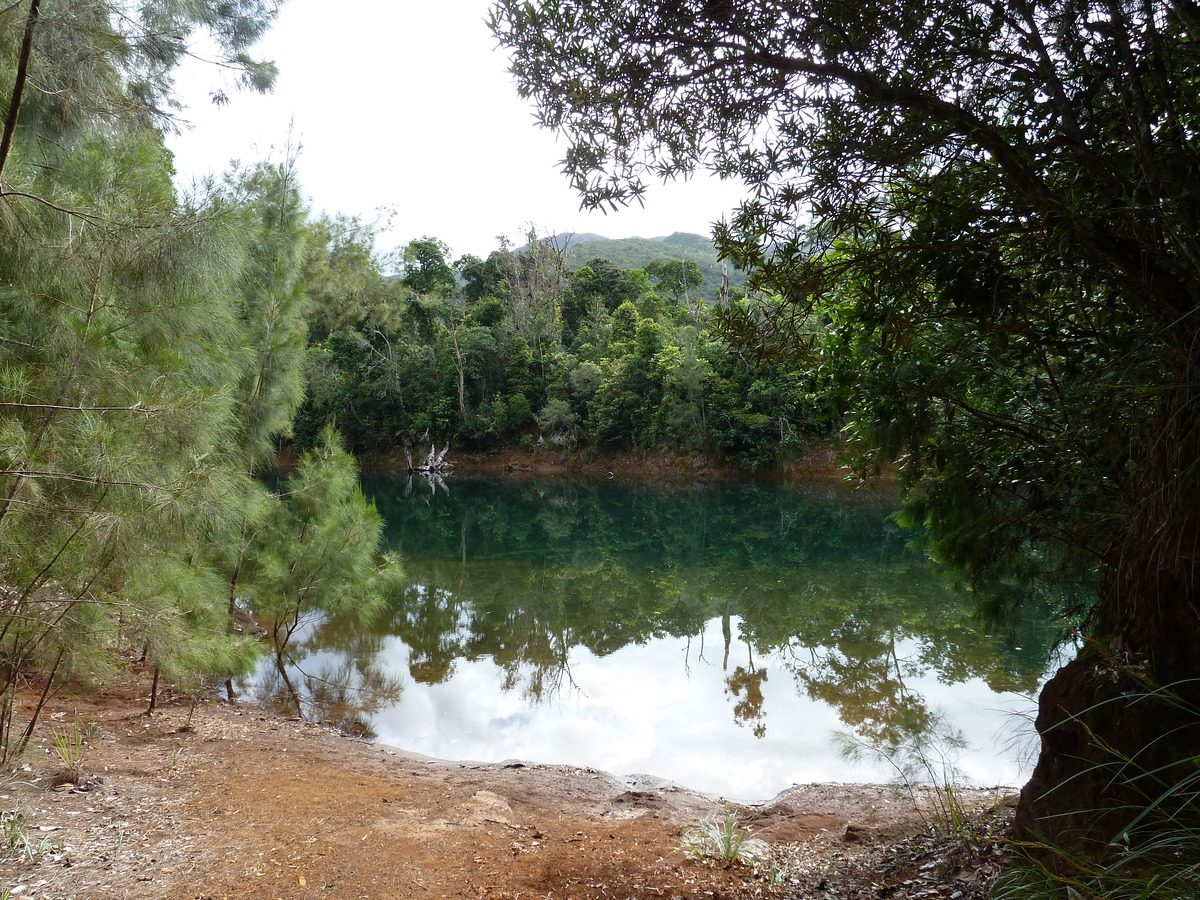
left=295, top=226, right=821, bottom=467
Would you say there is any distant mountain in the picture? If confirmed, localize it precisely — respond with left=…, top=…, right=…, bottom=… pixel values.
left=560, top=232, right=746, bottom=301
left=555, top=232, right=608, bottom=246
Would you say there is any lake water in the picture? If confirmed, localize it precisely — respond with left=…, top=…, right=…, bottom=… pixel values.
left=244, top=473, right=1058, bottom=801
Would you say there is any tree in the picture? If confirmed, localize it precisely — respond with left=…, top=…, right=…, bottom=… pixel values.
left=0, top=0, right=279, bottom=190
left=220, top=158, right=312, bottom=469
left=643, top=257, right=704, bottom=304
left=0, top=0, right=308, bottom=749
left=491, top=0, right=1200, bottom=856
left=303, top=214, right=410, bottom=341
left=400, top=236, right=458, bottom=299
left=238, top=427, right=404, bottom=718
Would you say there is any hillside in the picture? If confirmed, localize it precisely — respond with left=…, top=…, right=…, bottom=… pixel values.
left=557, top=231, right=749, bottom=301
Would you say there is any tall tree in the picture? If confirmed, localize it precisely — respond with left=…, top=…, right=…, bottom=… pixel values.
left=0, top=0, right=284, bottom=752
left=303, top=213, right=410, bottom=341
left=491, top=0, right=1200, bottom=855
left=220, top=158, right=312, bottom=468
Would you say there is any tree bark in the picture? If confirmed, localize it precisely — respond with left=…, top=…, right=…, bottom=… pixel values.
left=0, top=0, right=40, bottom=188
left=1016, top=383, right=1200, bottom=858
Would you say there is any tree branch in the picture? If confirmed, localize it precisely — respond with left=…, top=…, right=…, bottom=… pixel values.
left=0, top=0, right=41, bottom=187
left=0, top=470, right=168, bottom=492
left=0, top=401, right=156, bottom=414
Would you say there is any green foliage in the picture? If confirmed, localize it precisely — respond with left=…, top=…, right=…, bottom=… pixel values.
left=50, top=723, right=85, bottom=775
left=1, top=804, right=53, bottom=863
left=239, top=427, right=404, bottom=716
left=0, top=113, right=260, bottom=754
left=0, top=0, right=278, bottom=153
left=219, top=158, right=313, bottom=469
left=0, top=0, right=393, bottom=757
left=303, top=214, right=410, bottom=340
left=680, top=805, right=770, bottom=868
left=400, top=237, right=457, bottom=298
left=561, top=233, right=746, bottom=301
left=295, top=229, right=825, bottom=461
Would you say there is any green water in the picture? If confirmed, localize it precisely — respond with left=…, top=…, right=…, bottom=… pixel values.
left=249, top=474, right=1058, bottom=798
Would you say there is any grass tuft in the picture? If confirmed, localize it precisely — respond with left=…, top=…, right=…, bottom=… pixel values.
left=995, top=678, right=1200, bottom=899
left=1, top=804, right=53, bottom=863
left=680, top=804, right=770, bottom=868
left=50, top=722, right=86, bottom=775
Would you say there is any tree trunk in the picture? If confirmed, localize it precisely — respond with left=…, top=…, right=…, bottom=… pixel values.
left=452, top=329, right=466, bottom=422
left=275, top=650, right=303, bottom=719
left=0, top=0, right=41, bottom=186
left=146, top=666, right=160, bottom=716
left=1016, top=390, right=1200, bottom=859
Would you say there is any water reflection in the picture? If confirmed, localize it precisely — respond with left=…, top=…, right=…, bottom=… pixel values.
left=240, top=475, right=1058, bottom=798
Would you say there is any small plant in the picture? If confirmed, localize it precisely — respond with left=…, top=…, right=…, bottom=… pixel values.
left=50, top=723, right=86, bottom=775
left=1, top=806, right=26, bottom=854
left=2, top=805, right=51, bottom=863
left=834, top=709, right=1000, bottom=852
left=680, top=804, right=770, bottom=867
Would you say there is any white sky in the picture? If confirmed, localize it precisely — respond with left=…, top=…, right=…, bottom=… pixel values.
left=166, top=0, right=749, bottom=262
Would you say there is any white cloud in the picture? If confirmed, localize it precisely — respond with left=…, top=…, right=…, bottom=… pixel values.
left=168, top=0, right=748, bottom=260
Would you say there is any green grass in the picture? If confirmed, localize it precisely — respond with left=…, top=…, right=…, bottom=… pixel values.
left=680, top=804, right=770, bottom=868
left=1, top=805, right=52, bottom=863
left=994, top=679, right=1200, bottom=899
left=50, top=722, right=86, bottom=774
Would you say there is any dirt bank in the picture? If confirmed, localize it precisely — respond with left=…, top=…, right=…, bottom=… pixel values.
left=1, top=673, right=1011, bottom=900
left=361, top=444, right=864, bottom=484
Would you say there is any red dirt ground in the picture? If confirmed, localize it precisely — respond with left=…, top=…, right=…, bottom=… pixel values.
left=0, top=675, right=1012, bottom=900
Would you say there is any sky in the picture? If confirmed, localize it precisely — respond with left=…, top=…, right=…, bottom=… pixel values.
left=166, top=0, right=750, bottom=262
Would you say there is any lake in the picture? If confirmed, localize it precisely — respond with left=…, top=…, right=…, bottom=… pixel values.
left=243, top=473, right=1059, bottom=801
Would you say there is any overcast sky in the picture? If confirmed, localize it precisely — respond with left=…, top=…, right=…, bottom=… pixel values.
left=166, top=0, right=748, bottom=262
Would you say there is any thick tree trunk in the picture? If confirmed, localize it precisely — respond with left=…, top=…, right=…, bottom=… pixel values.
left=1016, top=392, right=1200, bottom=859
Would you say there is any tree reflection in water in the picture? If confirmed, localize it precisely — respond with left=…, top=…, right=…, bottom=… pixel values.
left=243, top=476, right=1067, bottom=773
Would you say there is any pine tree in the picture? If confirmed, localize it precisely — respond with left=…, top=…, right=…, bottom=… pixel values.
left=236, top=427, right=404, bottom=718
left=0, top=0, right=284, bottom=755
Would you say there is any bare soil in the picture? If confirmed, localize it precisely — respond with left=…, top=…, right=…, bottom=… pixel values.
left=2, top=674, right=1013, bottom=900
left=363, top=444, right=872, bottom=484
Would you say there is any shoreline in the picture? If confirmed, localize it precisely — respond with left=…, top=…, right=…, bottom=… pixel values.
left=1, top=678, right=1016, bottom=899
left=356, top=443, right=873, bottom=483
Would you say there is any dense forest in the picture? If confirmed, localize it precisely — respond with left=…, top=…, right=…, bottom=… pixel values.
left=295, top=226, right=820, bottom=467
left=558, top=230, right=748, bottom=300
